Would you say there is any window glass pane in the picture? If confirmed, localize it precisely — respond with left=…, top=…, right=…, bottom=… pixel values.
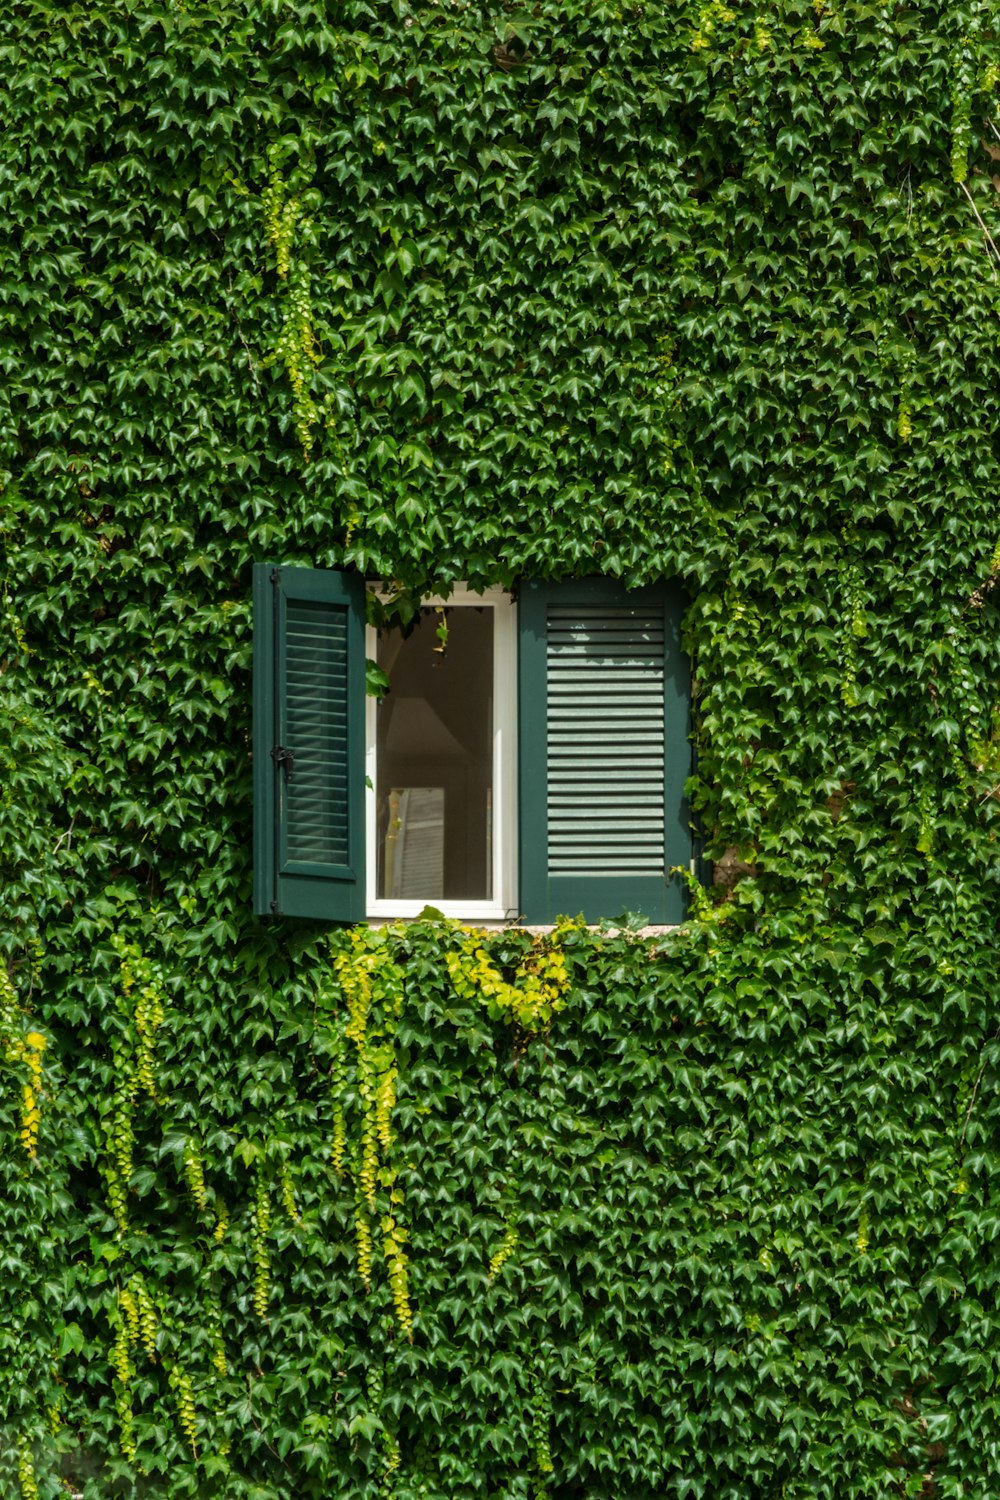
left=376, top=607, right=494, bottom=901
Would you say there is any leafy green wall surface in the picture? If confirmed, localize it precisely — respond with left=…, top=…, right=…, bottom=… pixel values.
left=3, top=0, right=1000, bottom=1494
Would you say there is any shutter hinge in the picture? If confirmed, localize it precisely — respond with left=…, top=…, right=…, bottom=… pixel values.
left=270, top=567, right=281, bottom=586
left=270, top=899, right=279, bottom=914
left=270, top=745, right=295, bottom=781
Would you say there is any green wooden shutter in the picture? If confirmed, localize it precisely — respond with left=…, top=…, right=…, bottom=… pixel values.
left=253, top=564, right=366, bottom=922
left=518, top=578, right=690, bottom=925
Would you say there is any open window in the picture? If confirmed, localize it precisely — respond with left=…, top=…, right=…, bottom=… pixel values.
left=366, top=587, right=517, bottom=921
left=254, top=566, right=691, bottom=925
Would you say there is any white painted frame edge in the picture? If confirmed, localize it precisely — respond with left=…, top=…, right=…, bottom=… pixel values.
left=365, top=586, right=518, bottom=921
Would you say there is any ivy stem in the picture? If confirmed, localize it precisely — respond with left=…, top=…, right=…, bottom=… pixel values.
left=958, top=180, right=1000, bottom=276
left=960, top=1025, right=1000, bottom=1148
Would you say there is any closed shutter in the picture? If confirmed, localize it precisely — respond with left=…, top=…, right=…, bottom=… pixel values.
left=253, top=564, right=365, bottom=921
left=518, top=578, right=690, bottom=925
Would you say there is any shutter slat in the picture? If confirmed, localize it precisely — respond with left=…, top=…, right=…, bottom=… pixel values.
left=550, top=733, right=664, bottom=744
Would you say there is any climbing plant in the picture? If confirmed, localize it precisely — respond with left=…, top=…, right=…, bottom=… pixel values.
left=2, top=1, right=1000, bottom=1496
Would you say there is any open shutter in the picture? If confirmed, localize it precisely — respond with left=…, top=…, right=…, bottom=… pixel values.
left=253, top=564, right=365, bottom=921
left=518, top=578, right=690, bottom=925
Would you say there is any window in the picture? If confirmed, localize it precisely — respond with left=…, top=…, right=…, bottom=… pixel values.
left=253, top=567, right=691, bottom=925
left=366, top=587, right=517, bottom=921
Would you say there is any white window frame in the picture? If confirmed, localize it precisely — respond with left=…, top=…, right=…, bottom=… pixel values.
left=365, top=586, right=518, bottom=921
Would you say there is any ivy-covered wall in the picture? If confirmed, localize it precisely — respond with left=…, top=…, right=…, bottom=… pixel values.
left=3, top=1, right=1000, bottom=1495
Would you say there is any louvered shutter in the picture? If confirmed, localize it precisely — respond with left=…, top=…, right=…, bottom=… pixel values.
left=518, top=578, right=690, bottom=925
left=253, top=564, right=365, bottom=921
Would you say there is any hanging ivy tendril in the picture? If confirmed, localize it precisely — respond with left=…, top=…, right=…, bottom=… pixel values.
left=950, top=17, right=1000, bottom=185
left=166, top=1360, right=198, bottom=1459
left=183, top=1137, right=208, bottom=1213
left=0, top=960, right=47, bottom=1159
left=488, top=1212, right=520, bottom=1282
left=251, top=1169, right=271, bottom=1320
left=838, top=525, right=867, bottom=709
left=331, top=930, right=412, bottom=1333
left=17, top=1437, right=39, bottom=1500
left=110, top=1274, right=157, bottom=1463
left=530, top=1347, right=555, bottom=1497
left=102, top=936, right=167, bottom=1235
left=262, top=149, right=322, bottom=457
